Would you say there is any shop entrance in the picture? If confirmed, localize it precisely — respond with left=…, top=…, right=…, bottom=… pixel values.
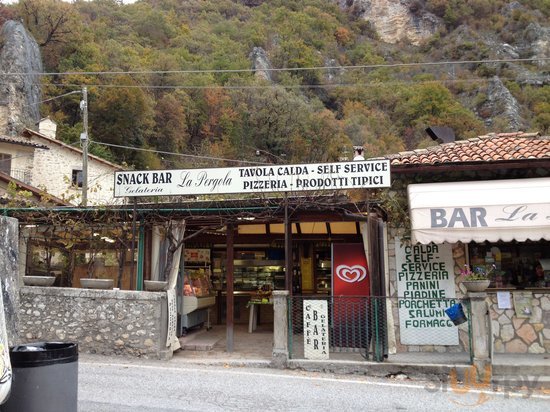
left=176, top=211, right=387, bottom=358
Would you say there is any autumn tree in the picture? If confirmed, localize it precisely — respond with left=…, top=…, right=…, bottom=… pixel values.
left=89, top=77, right=156, bottom=168
left=394, top=82, right=485, bottom=147
left=232, top=86, right=315, bottom=162
left=341, top=101, right=405, bottom=157
left=17, top=0, right=83, bottom=68
left=151, top=91, right=189, bottom=156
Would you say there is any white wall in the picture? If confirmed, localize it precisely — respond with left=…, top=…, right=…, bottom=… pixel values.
left=0, top=143, right=35, bottom=182
left=29, top=141, right=121, bottom=205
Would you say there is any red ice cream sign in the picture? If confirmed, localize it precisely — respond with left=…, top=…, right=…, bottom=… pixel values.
left=332, top=243, right=370, bottom=296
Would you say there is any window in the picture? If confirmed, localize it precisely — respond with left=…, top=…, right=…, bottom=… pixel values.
left=468, top=241, right=550, bottom=289
left=72, top=169, right=83, bottom=187
left=0, top=153, right=11, bottom=174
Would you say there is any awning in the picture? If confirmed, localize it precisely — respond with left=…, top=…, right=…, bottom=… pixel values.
left=408, top=178, right=550, bottom=244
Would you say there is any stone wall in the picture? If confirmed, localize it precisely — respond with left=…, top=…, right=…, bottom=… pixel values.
left=387, top=228, right=550, bottom=355
left=19, top=287, right=171, bottom=359
left=488, top=292, right=550, bottom=354
left=28, top=137, right=121, bottom=206
left=0, top=216, right=20, bottom=346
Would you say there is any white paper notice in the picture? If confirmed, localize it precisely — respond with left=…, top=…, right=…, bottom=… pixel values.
left=497, top=291, right=512, bottom=309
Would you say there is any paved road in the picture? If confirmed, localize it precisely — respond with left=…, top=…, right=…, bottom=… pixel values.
left=78, top=356, right=550, bottom=411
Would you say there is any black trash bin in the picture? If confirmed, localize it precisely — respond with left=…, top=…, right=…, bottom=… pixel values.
left=2, top=342, right=78, bottom=412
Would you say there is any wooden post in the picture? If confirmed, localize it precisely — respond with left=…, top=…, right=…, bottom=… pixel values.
left=226, top=224, right=234, bottom=352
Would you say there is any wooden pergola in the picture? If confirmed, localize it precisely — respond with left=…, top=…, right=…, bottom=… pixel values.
left=5, top=193, right=387, bottom=352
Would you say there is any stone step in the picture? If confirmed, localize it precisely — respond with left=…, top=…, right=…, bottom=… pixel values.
left=178, top=329, right=222, bottom=351
left=492, top=375, right=550, bottom=390
left=493, top=364, right=549, bottom=377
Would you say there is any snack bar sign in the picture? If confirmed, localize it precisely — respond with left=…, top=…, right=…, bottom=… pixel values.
left=114, top=160, right=390, bottom=197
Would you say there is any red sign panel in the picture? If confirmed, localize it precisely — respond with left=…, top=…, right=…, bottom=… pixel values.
left=332, top=243, right=370, bottom=296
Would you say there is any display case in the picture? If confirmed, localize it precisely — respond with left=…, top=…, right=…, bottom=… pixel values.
left=211, top=258, right=286, bottom=291
left=179, top=249, right=216, bottom=335
left=234, top=260, right=285, bottom=291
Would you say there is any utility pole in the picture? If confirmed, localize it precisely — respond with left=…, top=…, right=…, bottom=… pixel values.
left=80, top=86, right=89, bottom=206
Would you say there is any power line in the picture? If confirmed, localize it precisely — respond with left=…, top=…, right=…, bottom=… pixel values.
left=0, top=71, right=545, bottom=94
left=0, top=57, right=548, bottom=77
left=92, top=141, right=270, bottom=166
left=39, top=75, right=548, bottom=91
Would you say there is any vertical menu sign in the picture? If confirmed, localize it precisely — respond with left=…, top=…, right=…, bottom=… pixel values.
left=395, top=240, right=458, bottom=345
left=303, top=300, right=329, bottom=360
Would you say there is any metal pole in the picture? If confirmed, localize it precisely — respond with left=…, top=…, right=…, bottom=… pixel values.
left=136, top=220, right=145, bottom=291
left=284, top=192, right=292, bottom=294
left=130, top=198, right=137, bottom=290
left=226, top=224, right=235, bottom=352
left=80, top=86, right=89, bottom=207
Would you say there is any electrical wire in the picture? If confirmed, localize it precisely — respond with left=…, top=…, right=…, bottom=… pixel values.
left=1, top=57, right=548, bottom=77
left=92, top=141, right=270, bottom=166
left=33, top=75, right=548, bottom=91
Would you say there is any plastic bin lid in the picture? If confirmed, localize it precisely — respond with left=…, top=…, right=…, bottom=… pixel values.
left=9, top=342, right=78, bottom=367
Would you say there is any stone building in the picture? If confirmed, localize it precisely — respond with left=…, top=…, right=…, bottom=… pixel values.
left=386, top=131, right=550, bottom=355
left=0, top=118, right=123, bottom=206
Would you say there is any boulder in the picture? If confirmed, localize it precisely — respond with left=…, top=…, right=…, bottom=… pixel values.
left=0, top=21, right=43, bottom=134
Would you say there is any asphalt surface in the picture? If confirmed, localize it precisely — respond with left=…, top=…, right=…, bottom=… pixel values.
left=78, top=355, right=550, bottom=412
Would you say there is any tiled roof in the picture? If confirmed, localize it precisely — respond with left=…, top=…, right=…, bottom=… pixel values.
left=386, top=132, right=550, bottom=166
left=0, top=135, right=49, bottom=150
left=0, top=171, right=69, bottom=206
left=21, top=128, right=124, bottom=171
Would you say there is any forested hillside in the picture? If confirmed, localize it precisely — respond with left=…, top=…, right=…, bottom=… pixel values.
left=0, top=0, right=548, bottom=169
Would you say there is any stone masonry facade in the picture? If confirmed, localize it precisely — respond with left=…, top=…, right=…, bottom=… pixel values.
left=387, top=227, right=550, bottom=354
left=489, top=292, right=550, bottom=354
left=27, top=135, right=121, bottom=205
left=19, top=287, right=170, bottom=359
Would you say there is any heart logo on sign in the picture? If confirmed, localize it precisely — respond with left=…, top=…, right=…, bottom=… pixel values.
left=335, top=264, right=367, bottom=283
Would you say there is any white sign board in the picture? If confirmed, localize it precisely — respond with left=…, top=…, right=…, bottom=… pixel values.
left=395, top=240, right=458, bottom=345
left=114, top=160, right=390, bottom=197
left=303, top=300, right=329, bottom=360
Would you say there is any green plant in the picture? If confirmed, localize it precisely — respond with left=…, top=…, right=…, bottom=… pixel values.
left=460, top=264, right=495, bottom=280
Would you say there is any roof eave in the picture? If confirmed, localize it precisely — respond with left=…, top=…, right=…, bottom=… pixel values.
left=390, top=158, right=550, bottom=174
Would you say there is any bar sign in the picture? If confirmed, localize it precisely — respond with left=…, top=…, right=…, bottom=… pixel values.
left=303, top=300, right=329, bottom=360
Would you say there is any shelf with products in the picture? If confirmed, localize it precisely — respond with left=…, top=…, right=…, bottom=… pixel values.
left=314, top=243, right=332, bottom=294
left=468, top=243, right=550, bottom=289
left=234, top=260, right=286, bottom=291
left=211, top=252, right=225, bottom=291
left=211, top=248, right=287, bottom=292
left=183, top=266, right=213, bottom=298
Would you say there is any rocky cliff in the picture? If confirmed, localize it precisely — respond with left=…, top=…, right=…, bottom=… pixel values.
left=0, top=21, right=43, bottom=135
left=335, top=0, right=441, bottom=45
